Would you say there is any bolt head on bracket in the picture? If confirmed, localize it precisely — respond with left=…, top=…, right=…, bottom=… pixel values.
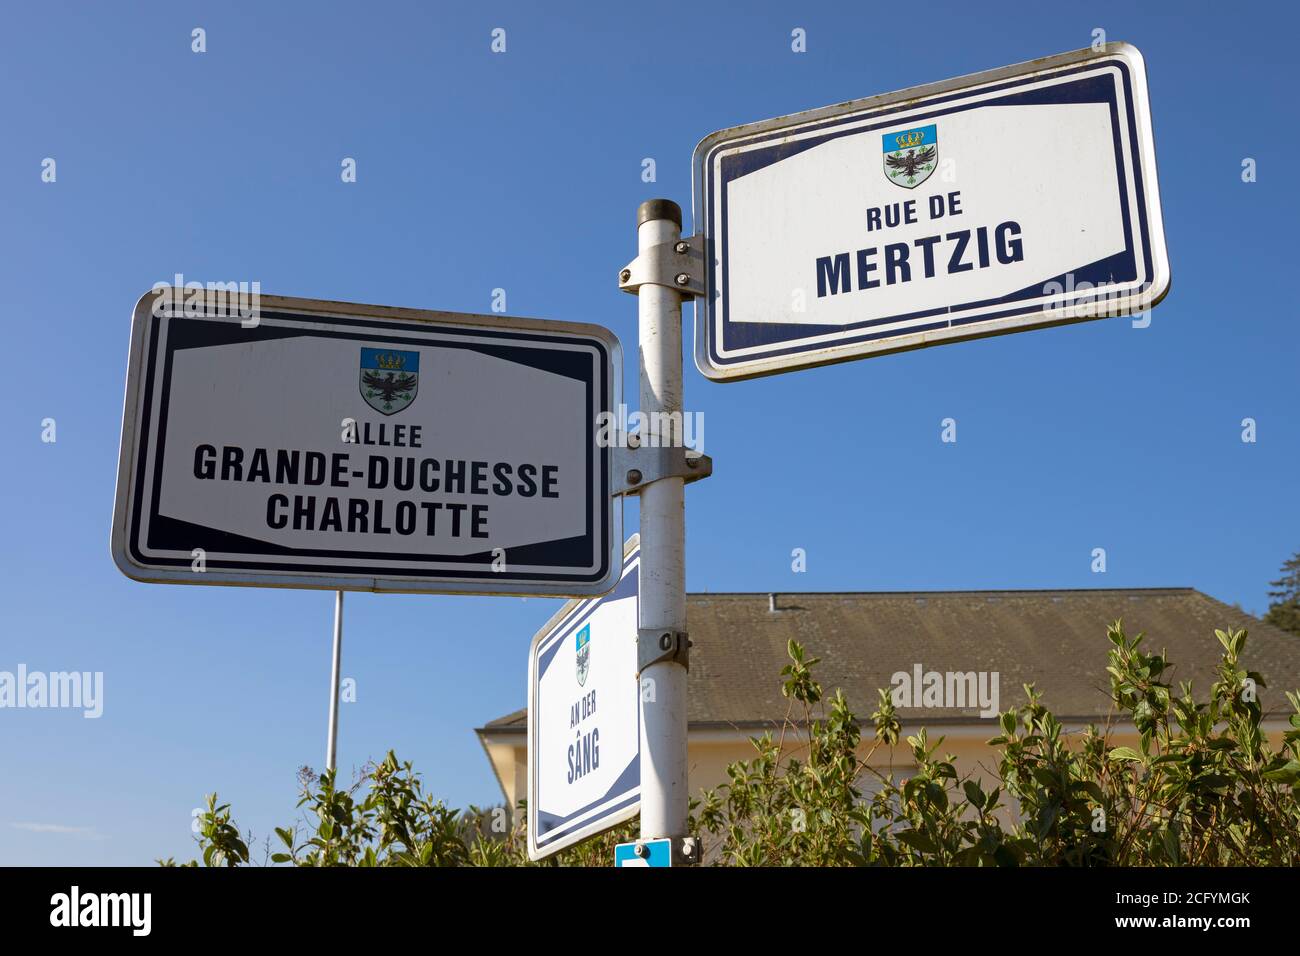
left=677, top=837, right=701, bottom=866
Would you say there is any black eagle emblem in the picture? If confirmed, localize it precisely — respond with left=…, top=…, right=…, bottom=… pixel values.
left=361, top=369, right=418, bottom=404
left=886, top=145, right=937, bottom=180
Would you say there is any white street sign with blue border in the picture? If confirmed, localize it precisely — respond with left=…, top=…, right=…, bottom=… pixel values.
left=692, top=43, right=1169, bottom=381
left=112, top=290, right=622, bottom=596
left=527, top=537, right=641, bottom=859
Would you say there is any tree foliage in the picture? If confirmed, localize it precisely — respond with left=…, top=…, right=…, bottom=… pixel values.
left=1265, top=551, right=1300, bottom=636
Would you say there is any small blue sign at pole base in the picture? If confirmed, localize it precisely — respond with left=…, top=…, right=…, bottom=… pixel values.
left=614, top=838, right=672, bottom=867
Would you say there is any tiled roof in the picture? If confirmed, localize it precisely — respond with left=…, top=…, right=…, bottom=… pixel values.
left=481, top=707, right=527, bottom=730
left=477, top=588, right=1298, bottom=732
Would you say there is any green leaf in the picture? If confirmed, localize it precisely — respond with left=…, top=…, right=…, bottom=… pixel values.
left=1197, top=774, right=1233, bottom=791
left=993, top=844, right=1019, bottom=867
left=1031, top=767, right=1058, bottom=790
left=1108, top=746, right=1144, bottom=763
left=896, top=830, right=937, bottom=854
left=1262, top=760, right=1300, bottom=785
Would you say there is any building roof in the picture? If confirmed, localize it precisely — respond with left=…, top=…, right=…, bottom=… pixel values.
left=476, top=587, right=1299, bottom=734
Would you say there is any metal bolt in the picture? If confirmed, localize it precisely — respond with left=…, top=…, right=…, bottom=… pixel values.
left=674, top=241, right=688, bottom=254
left=685, top=454, right=700, bottom=469
left=626, top=468, right=642, bottom=485
left=634, top=843, right=648, bottom=858
left=674, top=273, right=689, bottom=286
left=619, top=268, right=631, bottom=283
left=659, top=633, right=672, bottom=651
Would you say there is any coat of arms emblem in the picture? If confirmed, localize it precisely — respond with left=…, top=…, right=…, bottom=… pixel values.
left=883, top=123, right=938, bottom=189
left=575, top=623, right=591, bottom=687
left=359, top=348, right=419, bottom=415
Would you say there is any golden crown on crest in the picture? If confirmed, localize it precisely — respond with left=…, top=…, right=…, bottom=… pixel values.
left=895, top=129, right=926, bottom=149
left=375, top=352, right=406, bottom=370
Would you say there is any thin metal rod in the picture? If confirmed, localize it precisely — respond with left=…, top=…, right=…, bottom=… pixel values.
left=326, top=589, right=344, bottom=774
left=636, top=200, right=689, bottom=841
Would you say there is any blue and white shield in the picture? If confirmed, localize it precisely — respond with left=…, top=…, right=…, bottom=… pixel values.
left=883, top=124, right=938, bottom=189
left=575, top=623, right=590, bottom=686
left=359, top=347, right=419, bottom=415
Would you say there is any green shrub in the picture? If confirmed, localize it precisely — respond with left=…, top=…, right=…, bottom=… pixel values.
left=165, top=622, right=1299, bottom=867
left=694, top=623, right=1300, bottom=866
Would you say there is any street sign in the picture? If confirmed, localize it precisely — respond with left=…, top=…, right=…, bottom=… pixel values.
left=614, top=837, right=672, bottom=867
left=692, top=42, right=1170, bottom=381
left=112, top=289, right=622, bottom=596
left=528, top=536, right=640, bottom=860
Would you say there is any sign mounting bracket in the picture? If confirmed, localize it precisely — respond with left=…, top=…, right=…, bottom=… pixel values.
left=611, top=433, right=712, bottom=497
left=618, top=234, right=707, bottom=297
left=637, top=627, right=690, bottom=673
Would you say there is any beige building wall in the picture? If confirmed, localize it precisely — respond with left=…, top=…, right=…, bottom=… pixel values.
left=479, top=720, right=1292, bottom=825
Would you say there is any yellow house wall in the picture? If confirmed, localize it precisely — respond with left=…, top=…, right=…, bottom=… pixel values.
left=484, top=722, right=1289, bottom=830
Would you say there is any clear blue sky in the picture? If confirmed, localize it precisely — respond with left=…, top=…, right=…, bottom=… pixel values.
left=1, top=1, right=1295, bottom=865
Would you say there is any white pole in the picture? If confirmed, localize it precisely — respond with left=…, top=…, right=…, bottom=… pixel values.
left=326, top=589, right=344, bottom=774
left=636, top=199, right=689, bottom=842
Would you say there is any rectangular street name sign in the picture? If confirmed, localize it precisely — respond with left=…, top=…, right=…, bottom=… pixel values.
left=111, top=289, right=622, bottom=596
left=692, top=42, right=1170, bottom=381
left=528, top=536, right=640, bottom=860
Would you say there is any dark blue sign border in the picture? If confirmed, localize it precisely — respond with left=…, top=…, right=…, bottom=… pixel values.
left=127, top=309, right=612, bottom=585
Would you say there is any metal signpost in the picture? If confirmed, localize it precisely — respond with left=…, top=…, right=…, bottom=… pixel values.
left=325, top=589, right=343, bottom=773
left=112, top=290, right=622, bottom=597
left=527, top=537, right=642, bottom=860
left=522, top=199, right=713, bottom=862
left=691, top=43, right=1169, bottom=381
left=621, top=200, right=696, bottom=862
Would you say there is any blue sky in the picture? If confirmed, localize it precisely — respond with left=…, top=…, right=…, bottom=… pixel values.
left=1, top=1, right=1295, bottom=865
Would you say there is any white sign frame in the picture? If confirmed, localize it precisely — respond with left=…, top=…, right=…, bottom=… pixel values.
left=692, top=42, right=1170, bottom=381
left=527, top=536, right=640, bottom=860
left=111, top=289, right=622, bottom=596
